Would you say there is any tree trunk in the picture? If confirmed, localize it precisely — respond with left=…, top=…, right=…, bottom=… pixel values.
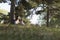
left=9, top=0, right=15, bottom=24
left=47, top=6, right=49, bottom=27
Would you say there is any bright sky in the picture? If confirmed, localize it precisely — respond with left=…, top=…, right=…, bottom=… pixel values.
left=0, top=2, right=11, bottom=12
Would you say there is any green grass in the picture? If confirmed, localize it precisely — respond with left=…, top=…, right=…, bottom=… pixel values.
left=0, top=25, right=60, bottom=40
left=0, top=9, right=8, bottom=15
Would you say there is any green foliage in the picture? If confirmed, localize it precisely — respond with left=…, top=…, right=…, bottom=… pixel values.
left=21, top=0, right=32, bottom=9
left=0, top=9, right=8, bottom=15
left=50, top=14, right=60, bottom=27
left=0, top=0, right=2, bottom=2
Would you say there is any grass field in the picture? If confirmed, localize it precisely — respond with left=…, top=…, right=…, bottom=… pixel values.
left=0, top=9, right=8, bottom=15
left=0, top=24, right=60, bottom=40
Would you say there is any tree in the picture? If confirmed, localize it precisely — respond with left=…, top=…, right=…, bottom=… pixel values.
left=9, top=0, right=15, bottom=24
left=0, top=0, right=7, bottom=3
left=45, top=0, right=60, bottom=27
left=0, top=0, right=2, bottom=3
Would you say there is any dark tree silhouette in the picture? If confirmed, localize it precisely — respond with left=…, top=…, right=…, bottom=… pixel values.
left=10, top=0, right=15, bottom=24
left=20, top=0, right=32, bottom=9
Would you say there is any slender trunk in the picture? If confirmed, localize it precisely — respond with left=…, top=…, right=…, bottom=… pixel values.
left=9, top=0, right=15, bottom=24
left=47, top=6, right=49, bottom=27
